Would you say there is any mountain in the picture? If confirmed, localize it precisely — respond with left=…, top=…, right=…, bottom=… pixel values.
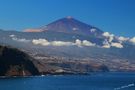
left=23, top=17, right=105, bottom=45
left=0, top=17, right=135, bottom=73
left=40, top=16, right=103, bottom=37
left=0, top=45, right=39, bottom=76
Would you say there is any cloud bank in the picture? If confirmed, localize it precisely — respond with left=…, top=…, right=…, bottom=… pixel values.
left=118, top=36, right=129, bottom=42
left=102, top=33, right=124, bottom=48
left=32, top=39, right=96, bottom=47
left=10, top=34, right=96, bottom=47
left=9, top=31, right=135, bottom=49
left=129, top=37, right=135, bottom=44
left=111, top=42, right=123, bottom=48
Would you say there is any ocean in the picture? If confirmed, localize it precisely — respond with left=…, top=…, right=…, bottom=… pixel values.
left=0, top=72, right=135, bottom=90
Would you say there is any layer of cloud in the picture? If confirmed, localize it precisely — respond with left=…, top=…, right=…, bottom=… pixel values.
left=32, top=39, right=96, bottom=47
left=9, top=34, right=96, bottom=47
left=111, top=42, right=123, bottom=48
left=102, top=38, right=123, bottom=48
left=52, top=41, right=74, bottom=46
left=129, top=37, right=135, bottom=44
left=9, top=32, right=135, bottom=49
left=32, top=39, right=50, bottom=46
left=82, top=40, right=96, bottom=46
left=117, top=36, right=129, bottom=43
left=102, top=44, right=111, bottom=48
left=102, top=42, right=123, bottom=49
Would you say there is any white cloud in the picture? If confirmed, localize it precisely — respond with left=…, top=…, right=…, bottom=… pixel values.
left=129, top=37, right=135, bottom=44
left=102, top=42, right=123, bottom=49
left=75, top=39, right=82, bottom=47
left=51, top=41, right=74, bottom=46
left=102, top=32, right=124, bottom=48
left=117, top=36, right=129, bottom=42
left=32, top=39, right=50, bottom=46
left=111, top=42, right=123, bottom=48
left=102, top=44, right=111, bottom=48
left=9, top=35, right=96, bottom=47
left=102, top=32, right=111, bottom=37
left=82, top=40, right=95, bottom=46
left=102, top=39, right=123, bottom=48
left=32, top=39, right=96, bottom=47
left=31, top=38, right=122, bottom=49
left=102, top=32, right=114, bottom=42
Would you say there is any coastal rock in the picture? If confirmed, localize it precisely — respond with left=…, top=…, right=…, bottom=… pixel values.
left=0, top=45, right=39, bottom=76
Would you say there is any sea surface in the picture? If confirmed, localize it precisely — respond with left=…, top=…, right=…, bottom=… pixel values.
left=0, top=72, right=135, bottom=90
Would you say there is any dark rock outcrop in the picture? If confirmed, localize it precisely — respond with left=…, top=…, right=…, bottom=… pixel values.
left=0, top=45, right=39, bottom=76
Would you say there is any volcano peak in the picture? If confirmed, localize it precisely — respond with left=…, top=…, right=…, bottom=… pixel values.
left=40, top=17, right=103, bottom=36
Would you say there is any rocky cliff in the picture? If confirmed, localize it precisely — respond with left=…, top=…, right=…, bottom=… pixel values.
left=0, top=45, right=39, bottom=76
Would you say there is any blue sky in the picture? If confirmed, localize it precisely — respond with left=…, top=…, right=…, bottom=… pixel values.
left=0, top=0, right=135, bottom=37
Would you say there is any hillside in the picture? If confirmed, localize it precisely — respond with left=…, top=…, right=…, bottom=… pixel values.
left=0, top=17, right=135, bottom=73
left=0, top=45, right=39, bottom=76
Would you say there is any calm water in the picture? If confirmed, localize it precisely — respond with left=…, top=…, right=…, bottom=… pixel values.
left=0, top=72, right=135, bottom=90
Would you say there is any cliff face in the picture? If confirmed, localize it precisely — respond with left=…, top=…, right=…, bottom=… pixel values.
left=0, top=45, right=39, bottom=76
